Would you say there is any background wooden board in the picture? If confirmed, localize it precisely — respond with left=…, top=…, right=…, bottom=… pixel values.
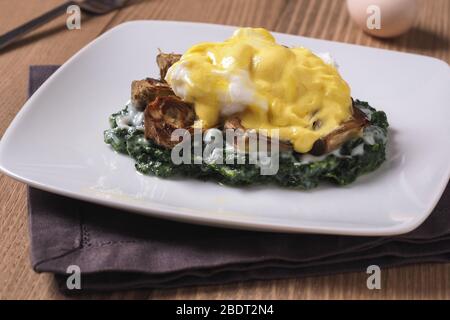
left=0, top=0, right=449, bottom=300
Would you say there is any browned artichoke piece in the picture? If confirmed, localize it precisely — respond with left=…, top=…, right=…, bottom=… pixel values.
left=144, top=96, right=195, bottom=149
left=131, top=78, right=174, bottom=110
left=223, top=116, right=245, bottom=131
left=309, top=104, right=369, bottom=156
left=223, top=117, right=293, bottom=152
left=156, top=52, right=182, bottom=81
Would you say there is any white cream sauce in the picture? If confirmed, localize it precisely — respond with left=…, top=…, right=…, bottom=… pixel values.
left=116, top=100, right=144, bottom=131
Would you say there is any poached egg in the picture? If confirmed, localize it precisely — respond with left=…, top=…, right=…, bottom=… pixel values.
left=165, top=28, right=352, bottom=153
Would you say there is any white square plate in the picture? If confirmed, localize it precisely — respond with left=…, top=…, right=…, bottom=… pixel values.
left=1, top=21, right=449, bottom=235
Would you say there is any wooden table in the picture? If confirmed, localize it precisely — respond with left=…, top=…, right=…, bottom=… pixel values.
left=0, top=0, right=449, bottom=300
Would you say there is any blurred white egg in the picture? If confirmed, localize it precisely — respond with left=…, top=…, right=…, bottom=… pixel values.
left=346, top=0, right=418, bottom=38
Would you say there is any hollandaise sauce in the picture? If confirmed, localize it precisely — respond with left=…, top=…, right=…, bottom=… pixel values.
left=165, top=28, right=353, bottom=153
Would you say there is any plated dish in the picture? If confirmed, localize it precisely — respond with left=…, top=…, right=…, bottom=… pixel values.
left=0, top=21, right=449, bottom=235
left=105, top=28, right=389, bottom=189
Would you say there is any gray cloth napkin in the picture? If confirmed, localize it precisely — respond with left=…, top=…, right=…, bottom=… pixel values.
left=28, top=66, right=450, bottom=293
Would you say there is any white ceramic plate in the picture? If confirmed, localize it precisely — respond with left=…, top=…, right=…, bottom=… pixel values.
left=1, top=21, right=449, bottom=235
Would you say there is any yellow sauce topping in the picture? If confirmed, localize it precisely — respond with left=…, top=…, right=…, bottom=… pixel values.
left=165, top=28, right=352, bottom=153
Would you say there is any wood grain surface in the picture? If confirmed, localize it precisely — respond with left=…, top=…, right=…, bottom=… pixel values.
left=0, top=0, right=449, bottom=300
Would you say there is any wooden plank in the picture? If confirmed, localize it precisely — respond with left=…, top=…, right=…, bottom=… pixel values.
left=0, top=0, right=120, bottom=300
left=274, top=0, right=450, bottom=63
left=0, top=0, right=449, bottom=300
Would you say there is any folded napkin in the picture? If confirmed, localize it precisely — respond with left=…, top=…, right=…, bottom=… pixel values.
left=28, top=66, right=450, bottom=293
